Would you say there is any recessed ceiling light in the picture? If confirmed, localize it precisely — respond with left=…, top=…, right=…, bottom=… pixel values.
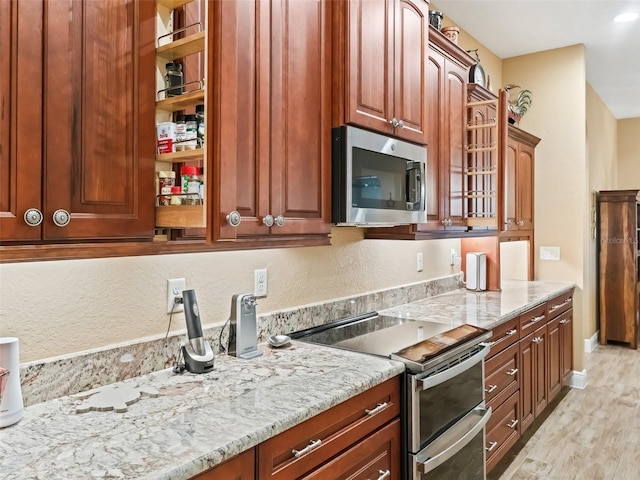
left=614, top=12, right=639, bottom=22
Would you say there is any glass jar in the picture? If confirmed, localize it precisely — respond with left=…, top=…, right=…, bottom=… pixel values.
left=156, top=170, right=176, bottom=206
left=181, top=166, right=202, bottom=204
left=183, top=115, right=198, bottom=150
left=170, top=186, right=183, bottom=205
left=164, top=62, right=184, bottom=97
left=195, top=104, right=205, bottom=148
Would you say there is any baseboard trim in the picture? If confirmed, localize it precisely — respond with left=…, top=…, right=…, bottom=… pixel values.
left=584, top=331, right=599, bottom=353
left=569, top=369, right=588, bottom=389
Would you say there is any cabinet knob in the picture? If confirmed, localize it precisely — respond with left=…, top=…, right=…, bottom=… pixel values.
left=441, top=219, right=447, bottom=225
left=447, top=219, right=453, bottom=226
left=52, top=209, right=70, bottom=227
left=226, top=211, right=241, bottom=227
left=517, top=220, right=525, bottom=226
left=397, top=120, right=405, bottom=129
left=559, top=319, right=569, bottom=325
left=389, top=117, right=400, bottom=128
left=532, top=337, right=543, bottom=344
left=263, top=215, right=275, bottom=227
left=275, top=215, right=285, bottom=227
left=24, top=208, right=43, bottom=227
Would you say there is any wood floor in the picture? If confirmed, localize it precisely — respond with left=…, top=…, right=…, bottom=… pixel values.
left=490, top=344, right=640, bottom=480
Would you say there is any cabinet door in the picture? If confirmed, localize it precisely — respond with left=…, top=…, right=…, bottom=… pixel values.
left=519, top=333, right=535, bottom=433
left=43, top=0, right=156, bottom=241
left=213, top=0, right=330, bottom=239
left=560, top=309, right=573, bottom=386
left=547, top=316, right=562, bottom=402
left=392, top=0, right=428, bottom=144
left=503, top=137, right=518, bottom=231
left=0, top=0, right=43, bottom=242
left=345, top=0, right=394, bottom=136
left=533, top=324, right=548, bottom=417
left=269, top=0, right=331, bottom=236
left=442, top=58, right=468, bottom=230
left=516, top=142, right=535, bottom=231
left=300, top=419, right=401, bottom=480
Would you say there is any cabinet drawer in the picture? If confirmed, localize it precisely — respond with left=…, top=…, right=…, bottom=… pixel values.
left=301, top=419, right=401, bottom=480
left=486, top=391, right=520, bottom=473
left=520, top=303, right=547, bottom=337
left=486, top=317, right=520, bottom=359
left=485, top=342, right=519, bottom=408
left=547, top=290, right=573, bottom=319
left=257, top=376, right=400, bottom=480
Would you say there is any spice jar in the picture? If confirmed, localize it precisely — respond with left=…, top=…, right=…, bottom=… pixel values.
left=156, top=170, right=176, bottom=206
left=195, top=104, right=205, bottom=148
left=183, top=115, right=198, bottom=150
left=164, top=62, right=184, bottom=98
left=181, top=166, right=202, bottom=204
left=170, top=186, right=183, bottom=205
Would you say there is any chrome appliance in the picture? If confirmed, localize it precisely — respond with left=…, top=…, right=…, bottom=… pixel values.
left=229, top=293, right=262, bottom=359
left=292, top=312, right=492, bottom=480
left=332, top=126, right=427, bottom=226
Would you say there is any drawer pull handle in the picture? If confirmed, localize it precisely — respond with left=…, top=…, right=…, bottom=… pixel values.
left=377, top=470, right=391, bottom=480
left=506, top=368, right=518, bottom=376
left=506, top=329, right=517, bottom=336
left=485, top=384, right=498, bottom=393
left=292, top=439, right=322, bottom=458
left=507, top=419, right=518, bottom=429
left=550, top=298, right=571, bottom=311
left=486, top=441, right=498, bottom=452
left=559, top=319, right=570, bottom=325
left=365, top=402, right=388, bottom=416
left=530, top=314, right=545, bottom=323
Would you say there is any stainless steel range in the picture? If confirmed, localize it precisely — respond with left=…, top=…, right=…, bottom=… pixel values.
left=291, top=312, right=493, bottom=480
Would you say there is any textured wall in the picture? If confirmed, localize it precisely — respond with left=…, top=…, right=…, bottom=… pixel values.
left=0, top=228, right=461, bottom=362
left=617, top=118, right=640, bottom=189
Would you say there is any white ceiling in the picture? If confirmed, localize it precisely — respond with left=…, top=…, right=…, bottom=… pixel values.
left=433, top=0, right=640, bottom=119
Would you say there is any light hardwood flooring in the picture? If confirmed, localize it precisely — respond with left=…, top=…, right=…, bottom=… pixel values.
left=490, top=344, right=640, bottom=480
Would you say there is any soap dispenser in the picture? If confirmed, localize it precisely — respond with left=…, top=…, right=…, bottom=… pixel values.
left=229, top=293, right=262, bottom=359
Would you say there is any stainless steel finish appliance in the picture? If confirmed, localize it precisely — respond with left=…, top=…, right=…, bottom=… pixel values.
left=466, top=252, right=487, bottom=291
left=332, top=126, right=427, bottom=226
left=229, top=293, right=262, bottom=359
left=292, top=312, right=492, bottom=480
left=181, top=289, right=214, bottom=374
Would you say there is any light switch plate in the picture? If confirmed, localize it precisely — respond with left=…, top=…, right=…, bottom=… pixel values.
left=540, top=246, right=561, bottom=261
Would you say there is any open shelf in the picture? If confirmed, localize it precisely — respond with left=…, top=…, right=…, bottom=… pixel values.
left=156, top=149, right=204, bottom=163
left=157, top=0, right=194, bottom=9
left=156, top=89, right=205, bottom=112
left=157, top=31, right=205, bottom=60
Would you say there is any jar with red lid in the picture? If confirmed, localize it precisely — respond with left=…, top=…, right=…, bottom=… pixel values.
left=181, top=166, right=202, bottom=204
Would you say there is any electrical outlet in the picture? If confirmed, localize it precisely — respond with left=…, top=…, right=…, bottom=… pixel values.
left=417, top=252, right=424, bottom=272
left=450, top=249, right=457, bottom=266
left=254, top=269, right=267, bottom=297
left=167, top=278, right=186, bottom=314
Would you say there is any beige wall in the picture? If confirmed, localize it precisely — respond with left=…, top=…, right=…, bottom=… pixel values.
left=0, top=229, right=461, bottom=362
left=586, top=83, right=618, bottom=340
left=617, top=118, right=640, bottom=189
left=503, top=45, right=588, bottom=371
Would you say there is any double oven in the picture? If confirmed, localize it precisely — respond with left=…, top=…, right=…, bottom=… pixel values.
left=292, top=312, right=492, bottom=480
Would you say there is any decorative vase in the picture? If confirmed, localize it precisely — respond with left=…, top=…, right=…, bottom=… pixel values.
left=441, top=26, right=460, bottom=45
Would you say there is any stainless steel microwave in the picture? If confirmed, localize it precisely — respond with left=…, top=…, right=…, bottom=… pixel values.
left=332, top=126, right=427, bottom=226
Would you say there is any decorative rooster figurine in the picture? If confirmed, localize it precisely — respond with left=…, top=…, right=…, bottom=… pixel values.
left=504, top=84, right=533, bottom=125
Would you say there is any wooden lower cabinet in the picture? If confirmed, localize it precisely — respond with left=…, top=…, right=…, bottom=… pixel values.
left=191, top=448, right=255, bottom=480
left=301, top=419, right=401, bottom=480
left=257, top=377, right=400, bottom=479
left=519, top=323, right=547, bottom=433
left=486, top=391, right=520, bottom=473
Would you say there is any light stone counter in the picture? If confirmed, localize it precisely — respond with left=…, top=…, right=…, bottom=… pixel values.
left=1, top=342, right=405, bottom=480
left=379, top=280, right=575, bottom=330
left=2, top=278, right=575, bottom=479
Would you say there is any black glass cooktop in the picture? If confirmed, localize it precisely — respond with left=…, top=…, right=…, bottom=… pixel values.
left=291, top=312, right=490, bottom=373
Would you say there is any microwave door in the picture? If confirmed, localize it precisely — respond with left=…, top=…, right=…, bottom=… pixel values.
left=406, top=161, right=425, bottom=211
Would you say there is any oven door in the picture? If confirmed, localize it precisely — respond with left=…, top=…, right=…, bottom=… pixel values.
left=411, top=406, right=491, bottom=480
left=407, top=343, right=490, bottom=453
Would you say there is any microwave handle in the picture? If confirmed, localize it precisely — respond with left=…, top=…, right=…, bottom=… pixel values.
left=406, top=161, right=425, bottom=208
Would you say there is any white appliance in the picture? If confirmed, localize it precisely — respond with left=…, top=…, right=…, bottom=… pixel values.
left=466, top=252, right=487, bottom=291
left=0, top=337, right=24, bottom=428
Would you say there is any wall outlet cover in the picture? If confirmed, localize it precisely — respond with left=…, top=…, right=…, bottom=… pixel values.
left=540, top=246, right=561, bottom=261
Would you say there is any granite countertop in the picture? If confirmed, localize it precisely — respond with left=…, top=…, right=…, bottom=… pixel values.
left=1, top=279, right=574, bottom=480
left=0, top=342, right=405, bottom=480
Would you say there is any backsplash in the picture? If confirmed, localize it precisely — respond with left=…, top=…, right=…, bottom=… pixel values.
left=20, top=274, right=462, bottom=406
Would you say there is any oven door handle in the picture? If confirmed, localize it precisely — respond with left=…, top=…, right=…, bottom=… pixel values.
left=415, top=406, right=492, bottom=474
left=418, top=343, right=491, bottom=391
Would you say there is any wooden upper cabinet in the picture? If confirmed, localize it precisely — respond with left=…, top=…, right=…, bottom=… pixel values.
left=211, top=0, right=331, bottom=242
left=502, top=126, right=540, bottom=235
left=335, top=0, right=428, bottom=144
left=0, top=0, right=156, bottom=244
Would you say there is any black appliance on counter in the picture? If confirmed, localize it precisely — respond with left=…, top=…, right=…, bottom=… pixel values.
left=291, top=312, right=492, bottom=480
